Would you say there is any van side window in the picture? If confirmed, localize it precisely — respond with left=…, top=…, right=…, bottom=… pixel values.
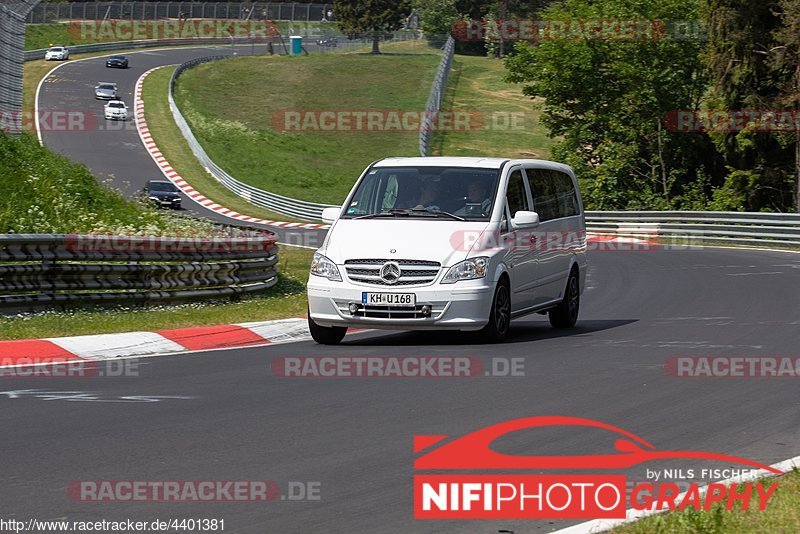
left=505, top=169, right=530, bottom=221
left=551, top=170, right=579, bottom=218
left=528, top=169, right=559, bottom=221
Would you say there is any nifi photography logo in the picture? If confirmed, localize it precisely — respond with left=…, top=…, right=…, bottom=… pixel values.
left=413, top=416, right=781, bottom=519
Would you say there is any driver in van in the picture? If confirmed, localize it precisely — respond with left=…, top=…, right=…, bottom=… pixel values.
left=455, top=179, right=491, bottom=216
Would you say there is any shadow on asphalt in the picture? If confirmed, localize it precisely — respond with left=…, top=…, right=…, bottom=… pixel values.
left=343, top=319, right=638, bottom=346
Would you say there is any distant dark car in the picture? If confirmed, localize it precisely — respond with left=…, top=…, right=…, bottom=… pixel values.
left=316, top=36, right=338, bottom=47
left=106, top=55, right=128, bottom=68
left=144, top=180, right=182, bottom=209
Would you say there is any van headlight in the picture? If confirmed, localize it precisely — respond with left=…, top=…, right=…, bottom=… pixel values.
left=441, top=257, right=489, bottom=284
left=310, top=253, right=342, bottom=282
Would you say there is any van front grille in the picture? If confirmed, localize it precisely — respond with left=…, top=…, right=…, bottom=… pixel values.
left=344, top=259, right=441, bottom=286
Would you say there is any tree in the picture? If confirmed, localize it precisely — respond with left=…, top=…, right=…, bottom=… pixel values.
left=505, top=0, right=718, bottom=210
left=334, top=0, right=412, bottom=54
left=454, top=0, right=550, bottom=19
left=702, top=0, right=796, bottom=212
left=766, top=0, right=800, bottom=212
left=414, top=0, right=459, bottom=37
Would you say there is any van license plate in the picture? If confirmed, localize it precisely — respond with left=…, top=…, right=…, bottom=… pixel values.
left=362, top=292, right=416, bottom=307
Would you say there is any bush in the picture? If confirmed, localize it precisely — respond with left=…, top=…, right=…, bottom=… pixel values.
left=0, top=132, right=216, bottom=236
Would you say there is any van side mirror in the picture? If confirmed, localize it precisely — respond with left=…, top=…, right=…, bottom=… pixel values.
left=321, top=207, right=341, bottom=224
left=513, top=210, right=540, bottom=228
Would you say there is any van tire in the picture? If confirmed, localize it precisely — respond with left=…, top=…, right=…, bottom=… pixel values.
left=308, top=312, right=347, bottom=345
left=480, top=279, right=511, bottom=343
left=549, top=268, right=580, bottom=328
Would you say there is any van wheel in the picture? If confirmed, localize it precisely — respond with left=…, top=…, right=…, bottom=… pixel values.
left=308, top=312, right=347, bottom=345
left=480, top=280, right=511, bottom=343
left=549, top=268, right=580, bottom=328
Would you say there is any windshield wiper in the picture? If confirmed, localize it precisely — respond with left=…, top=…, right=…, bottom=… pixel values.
left=415, top=209, right=466, bottom=221
left=354, top=208, right=466, bottom=221
left=353, top=208, right=412, bottom=220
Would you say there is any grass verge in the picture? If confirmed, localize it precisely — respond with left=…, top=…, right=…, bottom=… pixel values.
left=141, top=66, right=304, bottom=222
left=26, top=23, right=128, bottom=51
left=0, top=132, right=216, bottom=235
left=174, top=52, right=441, bottom=204
left=0, top=244, right=313, bottom=341
left=433, top=53, right=554, bottom=159
left=613, top=470, right=800, bottom=533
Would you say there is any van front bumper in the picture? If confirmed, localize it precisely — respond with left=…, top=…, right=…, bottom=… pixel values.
left=308, top=279, right=494, bottom=331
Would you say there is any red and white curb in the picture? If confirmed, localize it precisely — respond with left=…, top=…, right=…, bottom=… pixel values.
left=134, top=67, right=330, bottom=231
left=0, top=318, right=320, bottom=368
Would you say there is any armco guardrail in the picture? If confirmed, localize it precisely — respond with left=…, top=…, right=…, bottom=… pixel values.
left=419, top=35, right=455, bottom=157
left=0, top=233, right=278, bottom=312
left=169, top=55, right=335, bottom=221
left=585, top=211, right=800, bottom=247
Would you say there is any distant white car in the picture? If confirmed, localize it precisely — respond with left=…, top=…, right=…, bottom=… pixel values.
left=44, top=46, right=70, bottom=61
left=104, top=100, right=128, bottom=121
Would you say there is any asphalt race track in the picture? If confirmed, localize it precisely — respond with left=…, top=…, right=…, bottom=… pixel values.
left=2, top=246, right=799, bottom=532
left=26, top=43, right=800, bottom=532
left=37, top=44, right=327, bottom=245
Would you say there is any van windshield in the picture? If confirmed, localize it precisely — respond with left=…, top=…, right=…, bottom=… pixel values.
left=341, top=166, right=500, bottom=221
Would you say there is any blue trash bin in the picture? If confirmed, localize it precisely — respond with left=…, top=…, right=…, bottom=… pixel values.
left=290, top=36, right=303, bottom=56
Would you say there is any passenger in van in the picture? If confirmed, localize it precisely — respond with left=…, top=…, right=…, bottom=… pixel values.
left=412, top=180, right=441, bottom=210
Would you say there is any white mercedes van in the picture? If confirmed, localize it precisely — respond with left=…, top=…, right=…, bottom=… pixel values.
left=307, top=157, right=588, bottom=344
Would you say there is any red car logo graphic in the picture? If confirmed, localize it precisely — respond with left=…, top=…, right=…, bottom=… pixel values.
left=414, top=416, right=781, bottom=473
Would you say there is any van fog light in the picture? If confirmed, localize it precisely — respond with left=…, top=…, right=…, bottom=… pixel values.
left=348, top=303, right=360, bottom=315
left=421, top=305, right=432, bottom=317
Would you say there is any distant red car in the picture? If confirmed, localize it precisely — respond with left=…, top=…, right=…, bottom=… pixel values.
left=414, top=416, right=781, bottom=473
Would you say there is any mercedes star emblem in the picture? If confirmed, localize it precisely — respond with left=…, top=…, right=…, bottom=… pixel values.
left=379, top=261, right=402, bottom=284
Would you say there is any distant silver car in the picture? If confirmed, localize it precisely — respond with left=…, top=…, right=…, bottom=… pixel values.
left=95, top=82, right=118, bottom=100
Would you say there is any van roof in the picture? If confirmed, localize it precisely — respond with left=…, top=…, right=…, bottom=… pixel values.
left=373, top=157, right=573, bottom=173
